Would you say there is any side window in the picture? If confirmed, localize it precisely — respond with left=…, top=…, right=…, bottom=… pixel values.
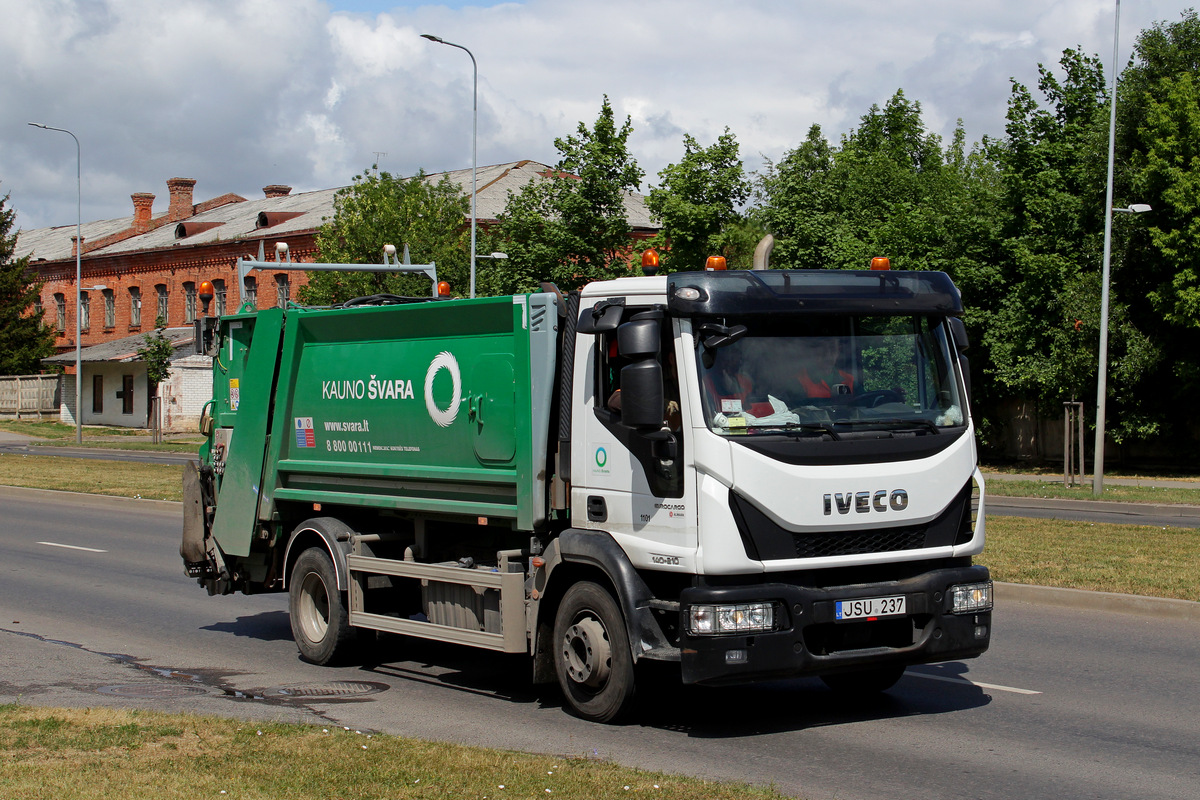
left=129, top=287, right=142, bottom=327
left=213, top=279, right=226, bottom=316
left=588, top=305, right=683, bottom=498
left=103, top=288, right=115, bottom=328
left=184, top=281, right=197, bottom=323
left=92, top=374, right=103, bottom=413
left=156, top=284, right=169, bottom=325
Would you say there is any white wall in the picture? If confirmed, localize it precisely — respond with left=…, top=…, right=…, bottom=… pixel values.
left=81, top=362, right=151, bottom=427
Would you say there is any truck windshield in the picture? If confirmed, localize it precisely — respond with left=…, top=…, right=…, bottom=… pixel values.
left=695, top=315, right=965, bottom=437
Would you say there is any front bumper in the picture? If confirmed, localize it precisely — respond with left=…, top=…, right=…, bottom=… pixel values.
left=679, top=564, right=991, bottom=685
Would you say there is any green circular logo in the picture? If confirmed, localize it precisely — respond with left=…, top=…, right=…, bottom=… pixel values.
left=595, top=447, right=607, bottom=468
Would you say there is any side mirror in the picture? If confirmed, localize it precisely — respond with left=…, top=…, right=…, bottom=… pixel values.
left=619, top=360, right=664, bottom=431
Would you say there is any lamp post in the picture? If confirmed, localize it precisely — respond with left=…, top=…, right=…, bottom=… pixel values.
left=28, top=122, right=84, bottom=444
left=421, top=33, right=478, bottom=298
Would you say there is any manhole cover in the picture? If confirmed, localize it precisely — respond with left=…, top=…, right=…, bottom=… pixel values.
left=264, top=681, right=388, bottom=699
left=97, top=684, right=209, bottom=699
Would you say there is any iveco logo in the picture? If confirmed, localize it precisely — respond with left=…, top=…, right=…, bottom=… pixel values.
left=823, top=490, right=909, bottom=515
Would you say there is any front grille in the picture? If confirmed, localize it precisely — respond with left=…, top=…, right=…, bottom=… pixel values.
left=792, top=527, right=926, bottom=559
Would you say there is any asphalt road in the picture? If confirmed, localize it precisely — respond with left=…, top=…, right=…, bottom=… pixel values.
left=1, top=486, right=1197, bottom=800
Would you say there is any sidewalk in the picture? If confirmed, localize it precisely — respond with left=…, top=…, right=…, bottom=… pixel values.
left=983, top=470, right=1200, bottom=490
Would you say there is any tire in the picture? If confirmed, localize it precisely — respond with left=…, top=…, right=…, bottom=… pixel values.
left=289, top=547, right=356, bottom=665
left=820, top=663, right=906, bottom=695
left=552, top=581, right=636, bottom=723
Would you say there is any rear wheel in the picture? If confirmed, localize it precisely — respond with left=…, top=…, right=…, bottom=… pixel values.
left=289, top=547, right=355, bottom=665
left=553, top=582, right=636, bottom=723
left=820, top=663, right=906, bottom=694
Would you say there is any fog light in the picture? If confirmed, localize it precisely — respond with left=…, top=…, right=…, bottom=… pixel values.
left=974, top=625, right=988, bottom=639
left=950, top=581, right=993, bottom=614
left=725, top=649, right=748, bottom=664
left=687, top=602, right=777, bottom=635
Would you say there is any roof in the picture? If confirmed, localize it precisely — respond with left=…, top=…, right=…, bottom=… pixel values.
left=16, top=161, right=658, bottom=264
left=42, top=327, right=197, bottom=365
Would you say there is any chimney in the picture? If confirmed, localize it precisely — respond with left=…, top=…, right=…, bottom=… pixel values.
left=166, top=177, right=197, bottom=221
left=131, top=193, right=155, bottom=233
left=263, top=184, right=292, bottom=199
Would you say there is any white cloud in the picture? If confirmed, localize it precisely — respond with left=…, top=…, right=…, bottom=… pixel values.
left=3, top=0, right=1195, bottom=229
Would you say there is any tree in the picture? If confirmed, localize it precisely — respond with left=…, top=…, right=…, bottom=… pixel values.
left=646, top=129, right=751, bottom=272
left=299, top=168, right=469, bottom=304
left=0, top=191, right=56, bottom=375
left=481, top=97, right=643, bottom=295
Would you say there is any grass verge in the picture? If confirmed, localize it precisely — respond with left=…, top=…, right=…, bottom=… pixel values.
left=985, top=478, right=1200, bottom=506
left=0, top=420, right=202, bottom=453
left=986, top=515, right=1200, bottom=601
left=0, top=454, right=183, bottom=501
left=0, top=705, right=785, bottom=800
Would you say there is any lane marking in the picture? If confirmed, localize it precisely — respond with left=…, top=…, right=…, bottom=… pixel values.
left=909, top=672, right=1041, bottom=695
left=37, top=541, right=107, bottom=553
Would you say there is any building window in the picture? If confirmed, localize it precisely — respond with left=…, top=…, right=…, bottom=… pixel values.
left=184, top=281, right=197, bottom=323
left=103, top=288, right=115, bottom=328
left=129, top=287, right=142, bottom=328
left=54, top=294, right=66, bottom=332
left=156, top=284, right=168, bottom=326
left=213, top=278, right=226, bottom=316
left=243, top=276, right=257, bottom=309
left=275, top=274, right=289, bottom=308
left=121, top=374, right=135, bottom=415
left=92, top=374, right=103, bottom=414
left=80, top=292, right=91, bottom=331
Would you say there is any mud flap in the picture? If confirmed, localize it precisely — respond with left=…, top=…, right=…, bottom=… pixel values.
left=181, top=460, right=207, bottom=569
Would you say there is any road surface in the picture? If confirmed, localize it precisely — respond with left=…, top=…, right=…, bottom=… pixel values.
left=1, top=486, right=1196, bottom=799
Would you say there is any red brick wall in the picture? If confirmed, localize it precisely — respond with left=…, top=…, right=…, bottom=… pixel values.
left=37, top=235, right=317, bottom=354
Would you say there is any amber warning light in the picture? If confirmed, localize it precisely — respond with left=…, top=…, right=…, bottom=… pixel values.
left=437, top=281, right=451, bottom=297
left=870, top=257, right=891, bottom=271
left=199, top=280, right=214, bottom=314
left=705, top=256, right=727, bottom=271
left=641, top=248, right=660, bottom=276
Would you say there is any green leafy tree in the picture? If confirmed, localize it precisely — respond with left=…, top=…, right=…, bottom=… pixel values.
left=300, top=168, right=469, bottom=303
left=646, top=129, right=751, bottom=272
left=0, top=191, right=56, bottom=375
left=136, top=328, right=174, bottom=389
left=1115, top=10, right=1200, bottom=442
left=481, top=97, right=643, bottom=294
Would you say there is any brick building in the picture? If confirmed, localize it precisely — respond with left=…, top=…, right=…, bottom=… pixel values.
left=16, top=161, right=657, bottom=430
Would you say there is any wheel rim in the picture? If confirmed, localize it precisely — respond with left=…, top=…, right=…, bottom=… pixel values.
left=561, top=614, right=612, bottom=689
left=297, top=570, right=330, bottom=643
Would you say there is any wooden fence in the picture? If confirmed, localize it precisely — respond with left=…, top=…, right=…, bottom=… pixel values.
left=0, top=375, right=61, bottom=419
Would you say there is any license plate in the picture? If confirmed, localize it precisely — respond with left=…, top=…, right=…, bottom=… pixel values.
left=836, top=595, right=906, bottom=621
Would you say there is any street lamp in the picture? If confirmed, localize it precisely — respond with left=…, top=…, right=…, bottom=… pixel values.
left=1093, top=199, right=1150, bottom=496
left=421, top=33, right=478, bottom=298
left=28, top=122, right=84, bottom=445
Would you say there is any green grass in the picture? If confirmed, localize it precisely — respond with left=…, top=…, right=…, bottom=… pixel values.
left=0, top=706, right=787, bottom=800
left=985, top=515, right=1200, bottom=601
left=0, top=454, right=183, bottom=501
left=0, top=419, right=203, bottom=453
left=985, top=478, right=1200, bottom=506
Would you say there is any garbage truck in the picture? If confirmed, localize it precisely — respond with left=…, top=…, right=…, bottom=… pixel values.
left=181, top=255, right=992, bottom=722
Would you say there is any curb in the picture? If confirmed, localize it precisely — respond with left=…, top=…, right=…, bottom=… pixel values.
left=0, top=484, right=181, bottom=512
left=987, top=494, right=1200, bottom=519
left=996, top=581, right=1200, bottom=623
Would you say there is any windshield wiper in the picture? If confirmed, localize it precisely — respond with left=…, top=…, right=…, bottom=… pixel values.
left=762, top=422, right=841, bottom=440
left=836, top=418, right=940, bottom=434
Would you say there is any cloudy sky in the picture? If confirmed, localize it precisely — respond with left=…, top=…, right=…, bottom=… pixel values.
left=2, top=0, right=1194, bottom=231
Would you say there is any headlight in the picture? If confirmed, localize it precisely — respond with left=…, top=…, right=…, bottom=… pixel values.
left=950, top=581, right=993, bottom=614
left=687, top=602, right=778, bottom=635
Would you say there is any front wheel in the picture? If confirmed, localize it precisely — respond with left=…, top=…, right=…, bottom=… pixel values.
left=553, top=582, right=636, bottom=723
left=820, top=663, right=906, bottom=695
left=289, top=547, right=356, bottom=665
